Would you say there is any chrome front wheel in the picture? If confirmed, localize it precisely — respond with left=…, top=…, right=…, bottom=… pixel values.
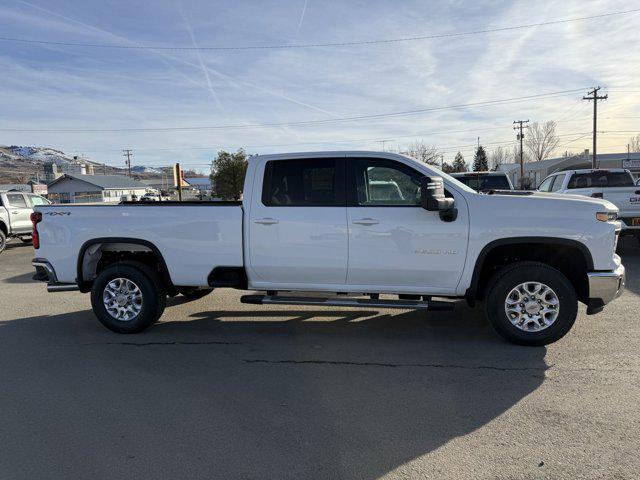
left=504, top=282, right=559, bottom=332
left=486, top=261, right=578, bottom=346
left=103, top=277, right=143, bottom=322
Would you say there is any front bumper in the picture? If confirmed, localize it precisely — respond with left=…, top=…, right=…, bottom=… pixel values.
left=586, top=262, right=625, bottom=314
left=32, top=258, right=79, bottom=292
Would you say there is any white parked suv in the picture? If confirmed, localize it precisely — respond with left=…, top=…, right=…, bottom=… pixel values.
left=30, top=151, right=625, bottom=345
left=537, top=169, right=640, bottom=241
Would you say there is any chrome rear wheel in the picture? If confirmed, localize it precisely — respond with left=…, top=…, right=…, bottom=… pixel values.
left=103, top=277, right=143, bottom=322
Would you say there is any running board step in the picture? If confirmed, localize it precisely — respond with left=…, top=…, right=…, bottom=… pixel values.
left=240, top=295, right=454, bottom=311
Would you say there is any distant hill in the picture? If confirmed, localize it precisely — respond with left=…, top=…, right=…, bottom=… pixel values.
left=0, top=145, right=79, bottom=166
left=131, top=165, right=164, bottom=174
left=0, top=145, right=158, bottom=183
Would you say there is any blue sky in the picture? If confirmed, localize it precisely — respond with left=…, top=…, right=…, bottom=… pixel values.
left=0, top=0, right=639, bottom=171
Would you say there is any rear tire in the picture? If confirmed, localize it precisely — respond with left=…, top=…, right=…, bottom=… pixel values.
left=485, top=261, right=578, bottom=346
left=177, top=287, right=213, bottom=300
left=90, top=261, right=166, bottom=334
left=20, top=236, right=33, bottom=245
left=0, top=230, right=6, bottom=254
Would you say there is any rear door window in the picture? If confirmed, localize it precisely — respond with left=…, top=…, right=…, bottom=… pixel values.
left=262, top=158, right=345, bottom=206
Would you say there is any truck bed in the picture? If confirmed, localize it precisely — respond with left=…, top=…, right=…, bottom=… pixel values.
left=35, top=203, right=244, bottom=286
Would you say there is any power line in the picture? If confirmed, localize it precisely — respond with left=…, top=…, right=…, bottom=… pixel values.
left=0, top=9, right=638, bottom=51
left=0, top=88, right=588, bottom=133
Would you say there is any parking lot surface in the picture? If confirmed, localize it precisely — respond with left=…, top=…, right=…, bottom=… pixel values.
left=0, top=238, right=639, bottom=479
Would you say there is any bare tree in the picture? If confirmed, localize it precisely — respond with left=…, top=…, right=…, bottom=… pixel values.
left=525, top=121, right=560, bottom=162
left=404, top=140, right=440, bottom=166
left=489, top=146, right=509, bottom=171
left=629, top=133, right=640, bottom=152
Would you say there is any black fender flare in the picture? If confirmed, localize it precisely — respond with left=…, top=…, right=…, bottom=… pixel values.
left=465, top=236, right=594, bottom=306
left=76, top=237, right=173, bottom=292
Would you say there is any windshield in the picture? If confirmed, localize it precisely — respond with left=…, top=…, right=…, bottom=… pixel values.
left=453, top=175, right=512, bottom=191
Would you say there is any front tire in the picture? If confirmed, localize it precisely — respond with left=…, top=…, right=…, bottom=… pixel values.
left=0, top=230, right=6, bottom=254
left=485, top=261, right=578, bottom=346
left=90, top=261, right=166, bottom=334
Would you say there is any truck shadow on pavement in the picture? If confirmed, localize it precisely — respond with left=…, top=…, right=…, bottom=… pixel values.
left=0, top=304, right=548, bottom=479
left=618, top=237, right=640, bottom=296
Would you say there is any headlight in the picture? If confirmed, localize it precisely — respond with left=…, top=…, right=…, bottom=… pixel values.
left=596, top=211, right=617, bottom=222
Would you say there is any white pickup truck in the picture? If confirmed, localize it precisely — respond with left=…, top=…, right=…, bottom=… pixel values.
left=538, top=169, right=640, bottom=240
left=31, top=151, right=625, bottom=345
left=0, top=191, right=50, bottom=253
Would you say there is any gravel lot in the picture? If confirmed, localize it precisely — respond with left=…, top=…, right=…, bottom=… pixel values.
left=0, top=238, right=638, bottom=479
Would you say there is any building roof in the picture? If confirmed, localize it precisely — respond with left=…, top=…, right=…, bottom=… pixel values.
left=185, top=177, right=211, bottom=186
left=0, top=184, right=31, bottom=192
left=499, top=151, right=640, bottom=174
left=48, top=174, right=147, bottom=189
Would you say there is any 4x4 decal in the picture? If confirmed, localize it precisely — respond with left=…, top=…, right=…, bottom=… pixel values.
left=44, top=212, right=71, bottom=216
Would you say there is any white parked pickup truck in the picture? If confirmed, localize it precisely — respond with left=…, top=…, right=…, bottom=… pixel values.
left=31, top=151, right=626, bottom=345
left=537, top=169, right=640, bottom=240
left=0, top=191, right=50, bottom=253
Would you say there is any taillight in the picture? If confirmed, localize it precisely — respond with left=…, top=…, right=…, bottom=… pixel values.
left=30, top=212, right=42, bottom=249
left=591, top=192, right=603, bottom=198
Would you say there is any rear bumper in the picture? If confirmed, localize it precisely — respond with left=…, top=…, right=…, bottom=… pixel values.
left=586, top=262, right=625, bottom=313
left=32, top=258, right=79, bottom=292
left=619, top=217, right=640, bottom=233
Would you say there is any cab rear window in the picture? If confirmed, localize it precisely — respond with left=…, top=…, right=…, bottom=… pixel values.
left=567, top=172, right=634, bottom=188
left=455, top=175, right=511, bottom=191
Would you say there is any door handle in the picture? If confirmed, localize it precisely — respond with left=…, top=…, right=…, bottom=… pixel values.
left=11, top=211, right=19, bottom=215
left=353, top=218, right=379, bottom=226
left=254, top=218, right=279, bottom=225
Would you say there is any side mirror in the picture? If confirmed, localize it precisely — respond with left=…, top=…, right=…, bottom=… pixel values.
left=421, top=176, right=455, bottom=212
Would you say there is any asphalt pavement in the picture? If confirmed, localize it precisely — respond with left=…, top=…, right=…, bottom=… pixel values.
left=0, top=237, right=638, bottom=479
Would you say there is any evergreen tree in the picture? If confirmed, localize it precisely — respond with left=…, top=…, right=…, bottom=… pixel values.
left=473, top=146, right=489, bottom=171
left=451, top=152, right=468, bottom=172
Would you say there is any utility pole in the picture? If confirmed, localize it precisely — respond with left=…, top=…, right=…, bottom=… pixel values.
left=173, top=162, right=183, bottom=202
left=626, top=143, right=630, bottom=168
left=378, top=139, right=394, bottom=152
left=513, top=120, right=529, bottom=189
left=123, top=149, right=133, bottom=177
left=583, top=87, right=608, bottom=168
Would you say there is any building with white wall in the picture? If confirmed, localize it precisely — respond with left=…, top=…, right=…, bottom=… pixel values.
left=47, top=174, right=149, bottom=203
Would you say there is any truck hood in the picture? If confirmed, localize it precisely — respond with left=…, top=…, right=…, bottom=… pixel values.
left=486, top=190, right=618, bottom=212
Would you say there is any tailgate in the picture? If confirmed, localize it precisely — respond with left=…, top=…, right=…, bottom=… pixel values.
left=602, top=187, right=640, bottom=220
